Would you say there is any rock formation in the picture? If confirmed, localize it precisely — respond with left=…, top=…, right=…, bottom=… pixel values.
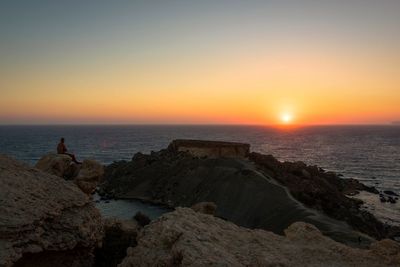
left=74, top=160, right=105, bottom=194
left=35, top=153, right=104, bottom=194
left=100, top=143, right=398, bottom=242
left=248, top=152, right=398, bottom=240
left=94, top=218, right=140, bottom=267
left=101, top=149, right=329, bottom=236
left=35, top=153, right=73, bottom=177
left=0, top=155, right=103, bottom=267
left=191, top=202, right=217, bottom=215
left=119, top=208, right=400, bottom=267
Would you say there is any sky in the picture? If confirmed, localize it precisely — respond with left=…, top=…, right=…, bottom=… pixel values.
left=1, top=0, right=399, bottom=125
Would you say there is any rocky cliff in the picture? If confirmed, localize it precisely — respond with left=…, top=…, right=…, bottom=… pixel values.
left=0, top=155, right=103, bottom=267
left=100, top=143, right=399, bottom=243
left=119, top=208, right=400, bottom=267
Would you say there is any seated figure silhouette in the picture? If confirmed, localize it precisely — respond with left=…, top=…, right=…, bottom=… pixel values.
left=57, top=137, right=81, bottom=164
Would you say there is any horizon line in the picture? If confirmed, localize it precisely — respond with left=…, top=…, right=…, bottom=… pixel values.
left=0, top=123, right=397, bottom=127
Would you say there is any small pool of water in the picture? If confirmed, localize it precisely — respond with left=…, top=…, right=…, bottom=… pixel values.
left=93, top=194, right=172, bottom=220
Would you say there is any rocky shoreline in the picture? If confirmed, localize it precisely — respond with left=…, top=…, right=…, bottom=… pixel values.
left=1, top=140, right=400, bottom=266
left=99, top=141, right=399, bottom=243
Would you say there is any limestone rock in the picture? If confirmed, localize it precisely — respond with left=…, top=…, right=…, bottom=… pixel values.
left=74, top=159, right=104, bottom=194
left=0, top=155, right=103, bottom=267
left=119, top=208, right=400, bottom=267
left=36, top=154, right=103, bottom=195
left=191, top=202, right=217, bottom=215
left=35, top=153, right=72, bottom=177
left=101, top=149, right=382, bottom=244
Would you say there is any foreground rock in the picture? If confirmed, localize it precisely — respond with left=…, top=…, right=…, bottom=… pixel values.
left=0, top=155, right=103, bottom=267
left=35, top=153, right=73, bottom=177
left=74, top=160, right=105, bottom=194
left=120, top=208, right=400, bottom=267
left=36, top=153, right=104, bottom=194
left=191, top=202, right=217, bottom=215
left=94, top=218, right=140, bottom=267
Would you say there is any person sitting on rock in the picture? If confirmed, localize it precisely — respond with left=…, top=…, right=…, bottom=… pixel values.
left=57, top=137, right=81, bottom=164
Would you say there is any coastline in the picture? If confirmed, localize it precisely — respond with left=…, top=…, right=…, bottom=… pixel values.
left=1, top=139, right=400, bottom=266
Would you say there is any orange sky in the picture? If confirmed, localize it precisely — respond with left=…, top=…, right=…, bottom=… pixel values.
left=1, top=1, right=399, bottom=125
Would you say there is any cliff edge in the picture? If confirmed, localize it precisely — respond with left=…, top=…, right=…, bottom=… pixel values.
left=119, top=208, right=400, bottom=267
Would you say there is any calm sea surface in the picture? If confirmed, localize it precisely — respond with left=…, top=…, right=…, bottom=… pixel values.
left=0, top=125, right=399, bottom=194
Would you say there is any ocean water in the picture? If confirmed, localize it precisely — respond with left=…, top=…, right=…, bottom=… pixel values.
left=0, top=125, right=399, bottom=224
left=1, top=125, right=399, bottom=192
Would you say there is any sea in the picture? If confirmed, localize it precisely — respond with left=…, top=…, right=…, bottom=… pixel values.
left=1, top=125, right=399, bottom=225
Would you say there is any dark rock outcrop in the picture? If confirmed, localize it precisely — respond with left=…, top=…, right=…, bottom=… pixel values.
left=133, top=212, right=151, bottom=227
left=191, top=202, right=217, bottom=215
left=101, top=147, right=383, bottom=244
left=101, top=149, right=322, bottom=234
left=94, top=218, right=140, bottom=267
left=119, top=208, right=400, bottom=267
left=248, top=152, right=397, bottom=240
left=0, top=155, right=103, bottom=267
left=100, top=142, right=399, bottom=242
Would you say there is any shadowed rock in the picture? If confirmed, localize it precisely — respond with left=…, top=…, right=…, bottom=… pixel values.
left=101, top=141, right=398, bottom=242
left=74, top=159, right=104, bottom=194
left=35, top=153, right=72, bottom=177
left=119, top=208, right=400, bottom=267
left=191, top=202, right=217, bottom=215
left=36, top=154, right=103, bottom=195
left=94, top=218, right=140, bottom=267
left=0, top=155, right=103, bottom=267
left=133, top=212, right=151, bottom=227
left=248, top=152, right=397, bottom=240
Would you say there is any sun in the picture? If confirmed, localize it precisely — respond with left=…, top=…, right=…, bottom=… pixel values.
left=280, top=113, right=293, bottom=124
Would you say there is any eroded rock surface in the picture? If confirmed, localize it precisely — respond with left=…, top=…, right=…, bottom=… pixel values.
left=249, top=152, right=398, bottom=240
left=119, top=208, right=400, bottom=267
left=191, top=202, right=217, bottom=215
left=74, top=159, right=104, bottom=194
left=100, top=145, right=396, bottom=242
left=35, top=153, right=72, bottom=177
left=36, top=153, right=103, bottom=194
left=0, top=155, right=103, bottom=267
left=101, top=150, right=328, bottom=236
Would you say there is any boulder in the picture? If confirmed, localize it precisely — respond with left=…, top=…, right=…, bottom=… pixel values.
left=133, top=212, right=151, bottom=227
left=0, top=155, right=103, bottom=267
left=35, top=153, right=72, bottom=177
left=35, top=154, right=103, bottom=195
left=191, top=202, right=217, bottom=215
left=74, top=159, right=104, bottom=194
left=119, top=208, right=400, bottom=267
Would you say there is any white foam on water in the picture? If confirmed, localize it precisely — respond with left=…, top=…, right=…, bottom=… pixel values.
left=351, top=191, right=400, bottom=226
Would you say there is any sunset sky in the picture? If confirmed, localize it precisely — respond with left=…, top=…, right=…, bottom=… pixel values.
left=1, top=1, right=399, bottom=125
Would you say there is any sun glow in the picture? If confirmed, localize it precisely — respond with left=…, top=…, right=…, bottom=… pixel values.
left=281, top=113, right=293, bottom=124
